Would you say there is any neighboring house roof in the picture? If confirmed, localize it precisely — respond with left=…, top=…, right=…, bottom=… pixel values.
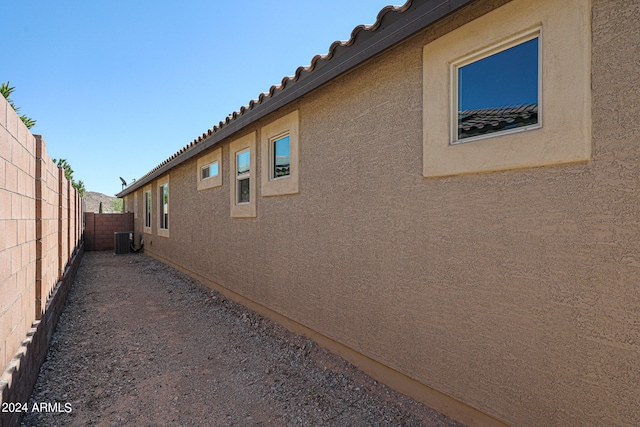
left=117, top=0, right=475, bottom=198
left=458, top=104, right=538, bottom=139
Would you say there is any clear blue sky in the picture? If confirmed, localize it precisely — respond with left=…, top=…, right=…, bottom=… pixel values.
left=458, top=37, right=539, bottom=111
left=3, top=0, right=397, bottom=196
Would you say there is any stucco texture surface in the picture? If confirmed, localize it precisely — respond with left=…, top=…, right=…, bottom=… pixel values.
left=125, top=0, right=640, bottom=425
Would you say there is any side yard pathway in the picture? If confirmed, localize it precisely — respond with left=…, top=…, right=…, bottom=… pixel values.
left=21, top=252, right=465, bottom=427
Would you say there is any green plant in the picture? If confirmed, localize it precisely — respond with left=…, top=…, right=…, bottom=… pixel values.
left=52, top=158, right=86, bottom=197
left=1, top=81, right=36, bottom=129
left=111, top=199, right=123, bottom=213
left=74, top=180, right=86, bottom=198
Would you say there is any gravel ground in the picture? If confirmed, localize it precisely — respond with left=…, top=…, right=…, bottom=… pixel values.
left=21, top=252, right=466, bottom=427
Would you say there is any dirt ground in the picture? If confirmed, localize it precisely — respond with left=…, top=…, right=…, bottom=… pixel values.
left=21, top=252, right=466, bottom=427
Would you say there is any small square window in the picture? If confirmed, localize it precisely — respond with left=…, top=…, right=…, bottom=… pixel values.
left=196, top=148, right=222, bottom=191
left=201, top=161, right=219, bottom=180
left=272, top=134, right=291, bottom=179
left=453, top=32, right=540, bottom=144
left=423, top=3, right=590, bottom=178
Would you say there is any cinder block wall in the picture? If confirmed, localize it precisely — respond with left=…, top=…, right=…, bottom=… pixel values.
left=33, top=136, right=83, bottom=317
left=0, top=97, right=37, bottom=375
left=84, top=213, right=133, bottom=251
left=0, top=96, right=84, bottom=426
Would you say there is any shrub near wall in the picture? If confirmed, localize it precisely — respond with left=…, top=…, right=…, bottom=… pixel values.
left=0, top=96, right=83, bottom=427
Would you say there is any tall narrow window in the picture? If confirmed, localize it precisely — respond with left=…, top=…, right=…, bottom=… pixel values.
left=261, top=110, right=299, bottom=197
left=159, top=183, right=169, bottom=229
left=144, top=191, right=151, bottom=228
left=453, top=31, right=540, bottom=144
left=272, top=134, right=290, bottom=179
left=230, top=132, right=256, bottom=218
left=236, top=149, right=250, bottom=204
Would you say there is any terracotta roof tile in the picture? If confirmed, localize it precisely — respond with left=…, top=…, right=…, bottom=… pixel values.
left=458, top=104, right=538, bottom=139
left=124, top=2, right=412, bottom=184
left=119, top=0, right=476, bottom=196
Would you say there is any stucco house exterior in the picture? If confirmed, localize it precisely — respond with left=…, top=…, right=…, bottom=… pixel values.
left=117, top=0, right=640, bottom=425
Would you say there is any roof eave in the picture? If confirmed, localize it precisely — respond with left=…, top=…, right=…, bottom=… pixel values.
left=117, top=0, right=475, bottom=198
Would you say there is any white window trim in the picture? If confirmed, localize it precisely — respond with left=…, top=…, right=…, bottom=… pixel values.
left=157, top=177, right=170, bottom=238
left=196, top=148, right=222, bottom=191
left=450, top=28, right=542, bottom=145
left=230, top=132, right=257, bottom=218
left=261, top=110, right=299, bottom=197
left=422, top=0, right=591, bottom=178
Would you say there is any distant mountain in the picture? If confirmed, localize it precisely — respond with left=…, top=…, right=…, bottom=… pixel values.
left=84, top=191, right=122, bottom=213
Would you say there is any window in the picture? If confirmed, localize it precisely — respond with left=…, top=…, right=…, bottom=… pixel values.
left=261, top=110, right=299, bottom=197
left=159, top=183, right=169, bottom=229
left=272, top=134, right=291, bottom=179
left=201, top=162, right=219, bottom=180
left=422, top=0, right=591, bottom=178
left=144, top=190, right=152, bottom=232
left=196, top=148, right=222, bottom=191
left=453, top=33, right=540, bottom=144
left=157, top=177, right=170, bottom=237
left=236, top=149, right=250, bottom=204
left=230, top=132, right=256, bottom=218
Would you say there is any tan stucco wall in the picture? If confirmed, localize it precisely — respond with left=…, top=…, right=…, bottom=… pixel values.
left=126, top=0, right=640, bottom=425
